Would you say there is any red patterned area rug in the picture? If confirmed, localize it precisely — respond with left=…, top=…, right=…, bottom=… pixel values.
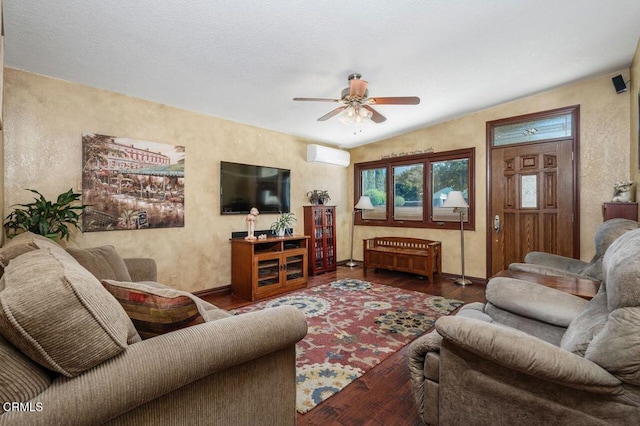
left=232, top=279, right=463, bottom=414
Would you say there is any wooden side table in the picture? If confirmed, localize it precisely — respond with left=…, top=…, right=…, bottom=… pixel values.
left=602, top=202, right=638, bottom=221
left=492, top=269, right=599, bottom=300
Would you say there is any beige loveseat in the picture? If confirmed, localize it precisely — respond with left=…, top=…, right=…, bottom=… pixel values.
left=0, top=232, right=307, bottom=425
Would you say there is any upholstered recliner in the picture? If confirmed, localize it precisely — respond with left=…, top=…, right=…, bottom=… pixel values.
left=508, top=218, right=638, bottom=282
left=408, top=227, right=640, bottom=425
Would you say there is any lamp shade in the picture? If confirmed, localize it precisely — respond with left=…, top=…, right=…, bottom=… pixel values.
left=442, top=191, right=468, bottom=209
left=355, top=195, right=375, bottom=210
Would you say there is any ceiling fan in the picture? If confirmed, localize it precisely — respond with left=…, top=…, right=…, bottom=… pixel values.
left=293, top=73, right=420, bottom=124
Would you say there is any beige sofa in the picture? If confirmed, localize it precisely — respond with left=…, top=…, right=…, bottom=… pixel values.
left=0, top=232, right=307, bottom=425
left=408, top=227, right=640, bottom=425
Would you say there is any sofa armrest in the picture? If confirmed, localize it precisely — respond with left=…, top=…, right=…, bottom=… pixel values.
left=486, top=277, right=588, bottom=327
left=435, top=316, right=622, bottom=394
left=508, top=262, right=600, bottom=282
left=523, top=251, right=589, bottom=273
left=123, top=258, right=157, bottom=282
left=1, top=306, right=307, bottom=426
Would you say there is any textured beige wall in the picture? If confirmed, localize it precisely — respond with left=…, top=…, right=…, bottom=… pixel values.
left=349, top=71, right=631, bottom=279
left=631, top=39, right=640, bottom=197
left=3, top=67, right=633, bottom=286
left=3, top=68, right=350, bottom=291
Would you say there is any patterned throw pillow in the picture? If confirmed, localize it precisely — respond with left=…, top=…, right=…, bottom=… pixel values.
left=101, top=280, right=207, bottom=339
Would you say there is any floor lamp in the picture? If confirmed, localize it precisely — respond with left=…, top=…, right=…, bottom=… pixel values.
left=346, top=195, right=374, bottom=267
left=443, top=191, right=472, bottom=285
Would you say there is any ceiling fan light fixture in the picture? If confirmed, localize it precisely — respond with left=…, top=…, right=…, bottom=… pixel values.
left=338, top=105, right=372, bottom=133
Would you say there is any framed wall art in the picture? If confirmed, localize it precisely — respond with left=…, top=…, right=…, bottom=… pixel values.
left=81, top=133, right=185, bottom=232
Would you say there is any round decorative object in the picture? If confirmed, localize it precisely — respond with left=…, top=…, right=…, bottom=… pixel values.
left=330, top=278, right=372, bottom=291
left=425, top=296, right=463, bottom=314
left=363, top=301, right=392, bottom=310
left=266, top=295, right=331, bottom=318
left=374, top=310, right=435, bottom=337
left=296, top=363, right=363, bottom=412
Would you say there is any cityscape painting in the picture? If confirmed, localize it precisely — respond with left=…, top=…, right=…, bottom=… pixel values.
left=81, top=133, right=185, bottom=232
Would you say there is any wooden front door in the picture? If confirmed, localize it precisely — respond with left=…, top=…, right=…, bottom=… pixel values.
left=487, top=106, right=579, bottom=277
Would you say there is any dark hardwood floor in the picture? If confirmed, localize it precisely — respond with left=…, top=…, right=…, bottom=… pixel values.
left=201, top=266, right=487, bottom=426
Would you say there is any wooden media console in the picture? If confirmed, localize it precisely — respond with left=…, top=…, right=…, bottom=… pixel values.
left=363, top=237, right=442, bottom=282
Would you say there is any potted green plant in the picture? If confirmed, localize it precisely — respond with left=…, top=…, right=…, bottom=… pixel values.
left=306, top=189, right=330, bottom=205
left=4, top=188, right=89, bottom=241
left=269, top=212, right=297, bottom=237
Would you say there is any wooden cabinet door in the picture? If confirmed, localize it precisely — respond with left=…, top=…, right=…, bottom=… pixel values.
left=283, top=248, right=308, bottom=286
left=322, top=207, right=336, bottom=270
left=304, top=206, right=336, bottom=275
left=254, top=251, right=284, bottom=298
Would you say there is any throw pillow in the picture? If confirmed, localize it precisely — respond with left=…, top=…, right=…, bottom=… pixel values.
left=101, top=280, right=208, bottom=339
left=66, top=245, right=133, bottom=282
left=0, top=335, right=52, bottom=413
left=0, top=248, right=132, bottom=377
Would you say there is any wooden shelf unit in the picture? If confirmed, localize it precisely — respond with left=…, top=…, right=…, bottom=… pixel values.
left=230, top=235, right=309, bottom=301
left=303, top=205, right=337, bottom=275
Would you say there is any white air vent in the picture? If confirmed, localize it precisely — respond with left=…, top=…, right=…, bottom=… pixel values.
left=306, top=144, right=350, bottom=167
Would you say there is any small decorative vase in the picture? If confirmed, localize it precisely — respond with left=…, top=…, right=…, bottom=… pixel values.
left=275, top=228, right=286, bottom=237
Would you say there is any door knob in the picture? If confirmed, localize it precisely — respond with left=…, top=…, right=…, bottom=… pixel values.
left=493, top=214, right=500, bottom=234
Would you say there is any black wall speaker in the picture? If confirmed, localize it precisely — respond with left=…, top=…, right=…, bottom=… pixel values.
left=612, top=74, right=627, bottom=94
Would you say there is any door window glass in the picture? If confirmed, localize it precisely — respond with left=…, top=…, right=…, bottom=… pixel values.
left=492, top=112, right=573, bottom=146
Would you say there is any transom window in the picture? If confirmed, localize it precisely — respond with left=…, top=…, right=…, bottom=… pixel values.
left=354, top=148, right=475, bottom=229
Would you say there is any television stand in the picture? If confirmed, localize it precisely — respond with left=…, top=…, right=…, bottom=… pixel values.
left=230, top=235, right=309, bottom=301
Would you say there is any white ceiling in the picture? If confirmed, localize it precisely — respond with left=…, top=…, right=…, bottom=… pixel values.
left=4, top=1, right=640, bottom=148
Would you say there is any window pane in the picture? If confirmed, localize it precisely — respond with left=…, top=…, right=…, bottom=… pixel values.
left=493, top=113, right=573, bottom=146
left=521, top=174, right=538, bottom=208
left=393, top=163, right=423, bottom=221
left=361, top=167, right=387, bottom=220
left=432, top=159, right=469, bottom=222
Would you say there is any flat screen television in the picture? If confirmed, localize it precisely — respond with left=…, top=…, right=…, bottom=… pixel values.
left=220, top=161, right=291, bottom=214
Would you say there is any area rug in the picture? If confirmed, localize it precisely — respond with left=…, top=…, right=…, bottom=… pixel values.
left=232, top=279, right=463, bottom=414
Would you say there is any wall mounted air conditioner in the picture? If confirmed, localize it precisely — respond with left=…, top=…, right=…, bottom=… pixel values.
left=306, top=144, right=350, bottom=167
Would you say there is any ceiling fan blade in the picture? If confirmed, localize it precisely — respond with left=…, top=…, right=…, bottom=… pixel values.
left=363, top=105, right=387, bottom=123
left=318, top=105, right=348, bottom=121
left=293, top=97, right=340, bottom=102
left=350, top=79, right=368, bottom=97
left=368, top=96, right=420, bottom=105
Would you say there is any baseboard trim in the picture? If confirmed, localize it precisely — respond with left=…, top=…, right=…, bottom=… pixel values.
left=193, top=285, right=231, bottom=297
left=337, top=259, right=363, bottom=267
left=190, top=271, right=486, bottom=297
left=440, top=272, right=487, bottom=286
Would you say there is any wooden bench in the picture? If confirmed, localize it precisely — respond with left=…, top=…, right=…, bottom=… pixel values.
left=363, top=237, right=442, bottom=282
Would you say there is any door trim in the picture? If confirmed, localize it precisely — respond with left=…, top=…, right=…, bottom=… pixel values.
left=486, top=105, right=581, bottom=278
